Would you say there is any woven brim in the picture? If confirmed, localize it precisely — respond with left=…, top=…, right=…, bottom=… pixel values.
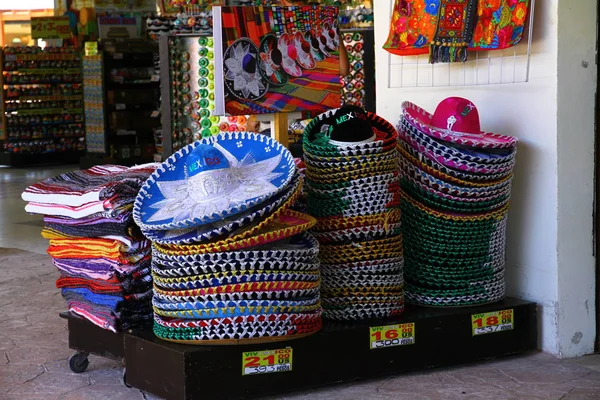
left=405, top=280, right=505, bottom=307
left=152, top=257, right=320, bottom=277
left=312, top=222, right=402, bottom=244
left=154, top=210, right=316, bottom=255
left=397, top=116, right=517, bottom=165
left=153, top=318, right=321, bottom=341
left=322, top=302, right=405, bottom=321
left=398, top=141, right=513, bottom=182
left=152, top=233, right=319, bottom=266
left=398, top=120, right=516, bottom=175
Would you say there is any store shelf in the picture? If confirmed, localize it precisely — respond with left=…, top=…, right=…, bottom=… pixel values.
left=4, top=82, right=83, bottom=86
left=5, top=121, right=83, bottom=128
left=3, top=68, right=81, bottom=75
left=6, top=94, right=82, bottom=102
left=6, top=135, right=85, bottom=141
left=4, top=54, right=80, bottom=61
left=5, top=108, right=83, bottom=116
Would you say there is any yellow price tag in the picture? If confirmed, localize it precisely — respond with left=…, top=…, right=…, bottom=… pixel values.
left=242, top=348, right=293, bottom=376
left=369, top=322, right=415, bottom=349
left=471, top=309, right=514, bottom=336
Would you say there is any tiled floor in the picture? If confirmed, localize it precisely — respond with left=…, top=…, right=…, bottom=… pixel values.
left=2, top=165, right=600, bottom=400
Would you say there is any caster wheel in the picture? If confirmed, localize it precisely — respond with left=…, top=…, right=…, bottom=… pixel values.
left=121, top=368, right=132, bottom=388
left=68, top=352, right=89, bottom=373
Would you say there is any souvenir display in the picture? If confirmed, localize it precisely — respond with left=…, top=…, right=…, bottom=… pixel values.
left=341, top=31, right=367, bottom=109
left=397, top=97, right=517, bottom=307
left=134, top=132, right=322, bottom=344
left=303, top=105, right=404, bottom=320
left=83, top=55, right=105, bottom=153
left=0, top=46, right=85, bottom=163
left=383, top=0, right=530, bottom=62
left=213, top=5, right=341, bottom=115
left=21, top=165, right=158, bottom=332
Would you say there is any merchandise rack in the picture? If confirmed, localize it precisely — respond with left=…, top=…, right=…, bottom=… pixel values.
left=0, top=47, right=85, bottom=166
left=79, top=40, right=161, bottom=168
left=62, top=297, right=536, bottom=400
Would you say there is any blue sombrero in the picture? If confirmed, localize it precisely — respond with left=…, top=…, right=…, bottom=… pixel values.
left=141, top=173, right=301, bottom=245
left=134, top=132, right=296, bottom=231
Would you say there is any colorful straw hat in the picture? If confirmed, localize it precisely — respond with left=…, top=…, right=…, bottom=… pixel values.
left=401, top=98, right=518, bottom=149
left=134, top=132, right=296, bottom=231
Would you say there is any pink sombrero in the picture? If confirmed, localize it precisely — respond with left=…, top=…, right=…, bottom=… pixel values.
left=401, top=97, right=518, bottom=149
left=294, top=32, right=316, bottom=70
left=278, top=33, right=303, bottom=77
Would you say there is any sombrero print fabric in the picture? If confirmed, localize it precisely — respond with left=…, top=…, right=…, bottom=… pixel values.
left=303, top=106, right=405, bottom=320
left=135, top=133, right=322, bottom=344
left=215, top=5, right=341, bottom=116
left=397, top=97, right=517, bottom=307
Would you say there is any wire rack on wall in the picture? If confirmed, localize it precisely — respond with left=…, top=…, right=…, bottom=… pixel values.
left=387, top=0, right=535, bottom=88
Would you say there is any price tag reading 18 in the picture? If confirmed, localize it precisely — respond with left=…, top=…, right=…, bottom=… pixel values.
left=369, top=323, right=415, bottom=349
left=471, top=309, right=514, bottom=336
left=242, top=348, right=293, bottom=376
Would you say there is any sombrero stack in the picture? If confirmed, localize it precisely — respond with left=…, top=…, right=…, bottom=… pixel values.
left=302, top=106, right=405, bottom=321
left=133, top=132, right=322, bottom=344
left=21, top=165, right=157, bottom=332
left=397, top=97, right=518, bottom=307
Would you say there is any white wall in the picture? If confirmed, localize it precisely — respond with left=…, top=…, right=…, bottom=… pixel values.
left=374, top=0, right=596, bottom=357
left=555, top=0, right=597, bottom=357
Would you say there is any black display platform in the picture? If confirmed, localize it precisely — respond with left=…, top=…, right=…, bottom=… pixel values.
left=124, top=298, right=537, bottom=400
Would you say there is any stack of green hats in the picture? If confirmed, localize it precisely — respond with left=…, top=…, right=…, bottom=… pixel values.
left=398, top=97, right=518, bottom=307
left=303, top=106, right=405, bottom=320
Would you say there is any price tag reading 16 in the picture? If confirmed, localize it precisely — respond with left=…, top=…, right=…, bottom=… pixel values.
left=369, top=323, right=415, bottom=349
left=471, top=309, right=514, bottom=336
left=242, top=348, right=293, bottom=376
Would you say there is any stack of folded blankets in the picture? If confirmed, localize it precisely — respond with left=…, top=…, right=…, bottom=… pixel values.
left=302, top=106, right=405, bottom=320
left=21, top=165, right=157, bottom=332
left=397, top=97, right=518, bottom=307
left=133, top=132, right=322, bottom=344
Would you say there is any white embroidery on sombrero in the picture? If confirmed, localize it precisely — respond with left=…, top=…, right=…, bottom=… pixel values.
left=147, top=143, right=283, bottom=223
left=225, top=41, right=266, bottom=98
left=447, top=115, right=457, bottom=131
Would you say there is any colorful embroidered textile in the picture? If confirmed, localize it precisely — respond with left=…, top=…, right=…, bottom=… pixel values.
left=53, top=256, right=151, bottom=279
left=383, top=0, right=530, bottom=58
left=429, top=0, right=478, bottom=63
left=470, top=0, right=530, bottom=50
left=25, top=197, right=133, bottom=219
left=47, top=238, right=150, bottom=262
left=383, top=0, right=440, bottom=56
left=22, top=164, right=157, bottom=207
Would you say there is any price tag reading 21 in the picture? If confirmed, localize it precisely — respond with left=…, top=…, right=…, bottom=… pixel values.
left=242, top=348, right=293, bottom=376
left=369, top=323, right=415, bottom=349
left=471, top=309, right=514, bottom=336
